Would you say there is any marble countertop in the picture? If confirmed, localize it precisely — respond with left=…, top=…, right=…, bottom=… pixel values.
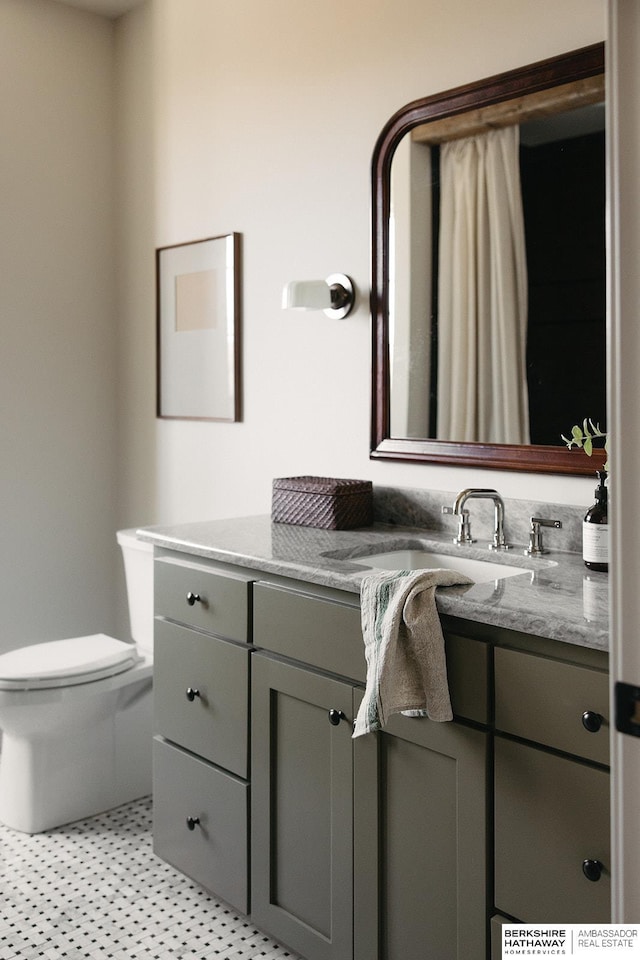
left=137, top=514, right=609, bottom=653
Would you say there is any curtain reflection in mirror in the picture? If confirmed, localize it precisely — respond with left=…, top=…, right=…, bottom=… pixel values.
left=437, top=126, right=530, bottom=444
left=390, top=125, right=531, bottom=444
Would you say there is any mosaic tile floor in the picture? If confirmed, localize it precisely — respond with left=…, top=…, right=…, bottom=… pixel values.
left=0, top=797, right=302, bottom=960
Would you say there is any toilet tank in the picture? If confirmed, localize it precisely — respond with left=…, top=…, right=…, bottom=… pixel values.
left=117, top=529, right=154, bottom=654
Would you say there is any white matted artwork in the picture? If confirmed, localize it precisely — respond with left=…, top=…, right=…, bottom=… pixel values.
left=156, top=233, right=241, bottom=421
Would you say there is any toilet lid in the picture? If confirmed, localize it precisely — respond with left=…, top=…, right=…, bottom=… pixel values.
left=0, top=635, right=140, bottom=690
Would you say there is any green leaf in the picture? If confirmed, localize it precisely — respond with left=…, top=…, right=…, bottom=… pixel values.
left=561, top=418, right=609, bottom=471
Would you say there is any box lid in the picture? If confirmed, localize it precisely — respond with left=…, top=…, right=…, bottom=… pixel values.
left=272, top=476, right=372, bottom=497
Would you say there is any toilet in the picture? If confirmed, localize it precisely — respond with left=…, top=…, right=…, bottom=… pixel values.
left=0, top=530, right=154, bottom=834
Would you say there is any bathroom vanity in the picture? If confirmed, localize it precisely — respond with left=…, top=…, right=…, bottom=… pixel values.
left=140, top=490, right=609, bottom=960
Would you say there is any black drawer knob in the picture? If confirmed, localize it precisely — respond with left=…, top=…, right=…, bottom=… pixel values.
left=186, top=816, right=200, bottom=831
left=186, top=687, right=201, bottom=702
left=582, top=710, right=604, bottom=733
left=582, top=858, right=604, bottom=882
left=186, top=591, right=202, bottom=606
left=328, top=709, right=347, bottom=726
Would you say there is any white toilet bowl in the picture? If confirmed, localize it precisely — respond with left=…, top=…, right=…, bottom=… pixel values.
left=0, top=531, right=154, bottom=834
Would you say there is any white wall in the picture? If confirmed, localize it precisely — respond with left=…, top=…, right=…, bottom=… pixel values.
left=0, top=0, right=117, bottom=650
left=116, top=0, right=606, bottom=532
left=0, top=0, right=607, bottom=651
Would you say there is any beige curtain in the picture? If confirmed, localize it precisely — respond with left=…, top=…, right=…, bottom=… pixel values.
left=436, top=125, right=530, bottom=444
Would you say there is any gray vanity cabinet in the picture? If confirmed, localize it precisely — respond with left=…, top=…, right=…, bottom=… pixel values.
left=152, top=553, right=253, bottom=915
left=150, top=548, right=611, bottom=960
left=493, top=642, right=610, bottom=929
left=251, top=580, right=488, bottom=960
left=251, top=648, right=487, bottom=960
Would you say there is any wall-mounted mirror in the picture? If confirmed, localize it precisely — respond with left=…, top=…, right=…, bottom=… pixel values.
left=371, top=44, right=606, bottom=474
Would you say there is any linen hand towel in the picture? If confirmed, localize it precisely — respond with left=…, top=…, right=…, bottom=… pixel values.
left=353, top=567, right=473, bottom=738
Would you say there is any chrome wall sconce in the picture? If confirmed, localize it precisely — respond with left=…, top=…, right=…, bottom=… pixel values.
left=282, top=274, right=355, bottom=319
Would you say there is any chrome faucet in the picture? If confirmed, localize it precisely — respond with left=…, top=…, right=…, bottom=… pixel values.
left=444, top=488, right=509, bottom=550
left=525, top=516, right=562, bottom=556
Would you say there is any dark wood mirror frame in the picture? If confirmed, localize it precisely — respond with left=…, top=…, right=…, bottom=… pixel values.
left=370, top=43, right=606, bottom=475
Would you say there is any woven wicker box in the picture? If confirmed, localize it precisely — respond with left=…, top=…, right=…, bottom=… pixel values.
left=271, top=476, right=373, bottom=530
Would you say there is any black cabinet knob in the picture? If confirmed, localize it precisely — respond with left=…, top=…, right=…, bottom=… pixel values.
left=328, top=709, right=347, bottom=726
left=582, top=858, right=604, bottom=882
left=186, top=816, right=200, bottom=831
left=186, top=687, right=201, bottom=702
left=186, top=591, right=202, bottom=606
left=582, top=710, right=604, bottom=733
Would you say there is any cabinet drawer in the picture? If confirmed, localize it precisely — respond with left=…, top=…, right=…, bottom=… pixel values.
left=495, top=646, right=609, bottom=764
left=495, top=737, right=610, bottom=922
left=154, top=619, right=249, bottom=777
left=155, top=556, right=250, bottom=642
left=153, top=737, right=248, bottom=914
left=253, top=582, right=365, bottom=682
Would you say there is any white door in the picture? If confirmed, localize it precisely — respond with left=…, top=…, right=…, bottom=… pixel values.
left=608, top=0, right=640, bottom=922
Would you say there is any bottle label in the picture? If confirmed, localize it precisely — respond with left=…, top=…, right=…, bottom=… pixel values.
left=583, top=522, right=609, bottom=564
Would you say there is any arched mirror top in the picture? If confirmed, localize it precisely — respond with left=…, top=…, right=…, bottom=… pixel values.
left=371, top=43, right=606, bottom=475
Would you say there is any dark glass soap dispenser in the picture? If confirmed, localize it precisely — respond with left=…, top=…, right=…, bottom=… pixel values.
left=583, top=470, right=608, bottom=572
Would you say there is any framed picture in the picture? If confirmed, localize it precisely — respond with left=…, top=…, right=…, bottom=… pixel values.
left=156, top=233, right=241, bottom=421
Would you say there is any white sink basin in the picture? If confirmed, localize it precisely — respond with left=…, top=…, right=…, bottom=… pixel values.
left=361, top=550, right=533, bottom=584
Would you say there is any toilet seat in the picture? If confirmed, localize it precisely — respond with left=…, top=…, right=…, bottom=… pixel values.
left=0, top=635, right=141, bottom=691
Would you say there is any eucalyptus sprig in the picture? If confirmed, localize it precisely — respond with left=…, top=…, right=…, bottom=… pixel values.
left=561, top=418, right=609, bottom=472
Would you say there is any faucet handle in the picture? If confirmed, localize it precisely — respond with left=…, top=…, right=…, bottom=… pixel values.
left=442, top=505, right=476, bottom=544
left=525, top=517, right=562, bottom=556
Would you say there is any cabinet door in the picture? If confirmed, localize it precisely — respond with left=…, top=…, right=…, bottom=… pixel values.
left=355, top=714, right=488, bottom=960
left=495, top=737, right=610, bottom=921
left=251, top=654, right=354, bottom=960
